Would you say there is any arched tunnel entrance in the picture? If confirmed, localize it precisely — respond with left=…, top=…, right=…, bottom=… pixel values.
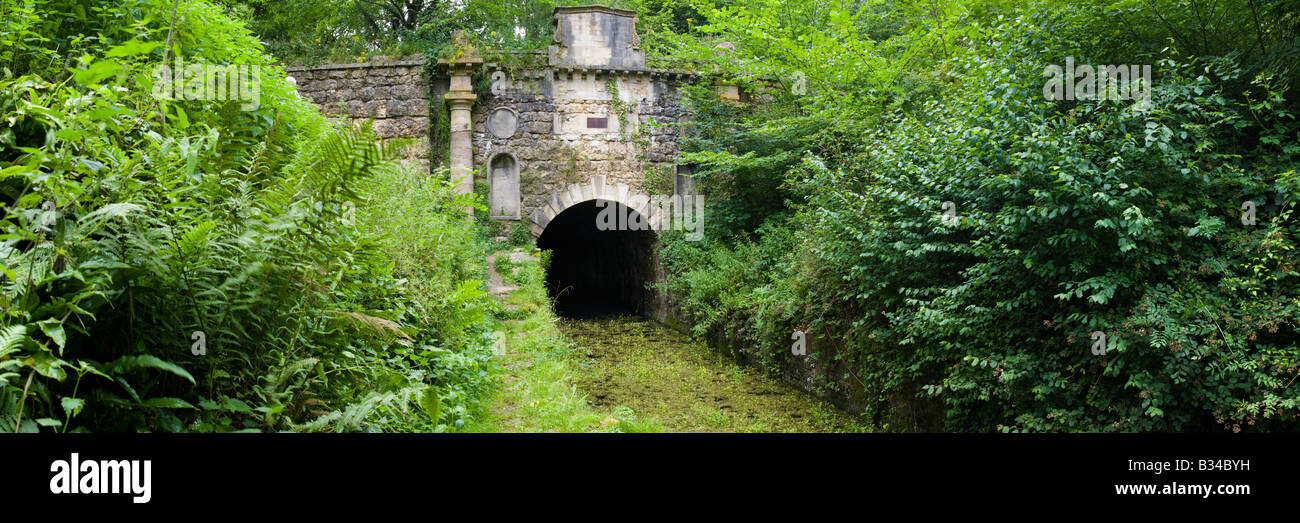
left=536, top=199, right=655, bottom=319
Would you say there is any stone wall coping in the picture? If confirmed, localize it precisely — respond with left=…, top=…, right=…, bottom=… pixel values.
left=285, top=60, right=427, bottom=72
left=487, top=63, right=697, bottom=78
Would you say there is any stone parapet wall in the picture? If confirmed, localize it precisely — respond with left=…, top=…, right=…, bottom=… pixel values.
left=285, top=59, right=691, bottom=229
left=286, top=61, right=434, bottom=172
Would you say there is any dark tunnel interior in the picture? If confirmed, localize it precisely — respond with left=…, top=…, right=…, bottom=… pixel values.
left=536, top=200, right=655, bottom=319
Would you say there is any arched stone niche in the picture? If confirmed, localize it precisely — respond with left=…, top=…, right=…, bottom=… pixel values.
left=488, top=152, right=521, bottom=220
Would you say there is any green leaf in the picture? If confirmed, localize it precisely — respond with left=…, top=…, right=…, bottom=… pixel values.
left=34, top=417, right=62, bottom=427
left=37, top=320, right=66, bottom=353
left=420, top=387, right=441, bottom=421
left=0, top=264, right=19, bottom=285
left=0, top=325, right=28, bottom=358
left=77, top=259, right=134, bottom=271
left=104, top=39, right=161, bottom=58
left=76, top=360, right=110, bottom=380
left=221, top=397, right=253, bottom=414
left=86, top=202, right=146, bottom=219
left=28, top=352, right=68, bottom=381
left=61, top=397, right=85, bottom=418
left=115, top=377, right=142, bottom=404
left=141, top=397, right=195, bottom=409
left=53, top=128, right=90, bottom=141
left=100, top=355, right=196, bottom=385
left=72, top=60, right=124, bottom=87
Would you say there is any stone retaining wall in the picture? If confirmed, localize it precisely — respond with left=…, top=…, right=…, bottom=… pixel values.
left=286, top=61, right=435, bottom=172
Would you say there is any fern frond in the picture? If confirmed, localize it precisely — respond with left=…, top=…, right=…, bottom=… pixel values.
left=0, top=325, right=29, bottom=359
left=329, top=311, right=413, bottom=346
left=294, top=384, right=427, bottom=433
left=73, top=202, right=145, bottom=242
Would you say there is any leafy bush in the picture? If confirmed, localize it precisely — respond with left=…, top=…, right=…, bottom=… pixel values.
left=660, top=0, right=1300, bottom=431
left=799, top=49, right=1300, bottom=431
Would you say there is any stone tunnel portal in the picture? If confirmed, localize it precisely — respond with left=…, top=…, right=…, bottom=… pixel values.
left=536, top=199, right=655, bottom=319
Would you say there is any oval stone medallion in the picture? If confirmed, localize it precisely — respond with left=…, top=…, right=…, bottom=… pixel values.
left=487, top=107, right=519, bottom=139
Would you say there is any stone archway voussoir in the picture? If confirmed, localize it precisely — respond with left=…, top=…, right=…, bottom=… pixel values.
left=530, top=179, right=655, bottom=238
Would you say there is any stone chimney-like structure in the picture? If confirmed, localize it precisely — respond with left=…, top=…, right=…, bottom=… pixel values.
left=548, top=5, right=646, bottom=69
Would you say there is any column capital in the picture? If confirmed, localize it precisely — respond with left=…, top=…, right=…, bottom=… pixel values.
left=437, top=56, right=484, bottom=78
left=444, top=91, right=478, bottom=109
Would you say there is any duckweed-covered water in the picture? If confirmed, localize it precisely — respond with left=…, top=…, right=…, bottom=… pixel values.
left=559, top=316, right=871, bottom=433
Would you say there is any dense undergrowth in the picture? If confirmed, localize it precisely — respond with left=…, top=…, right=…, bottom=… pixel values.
left=0, top=0, right=496, bottom=432
left=658, top=0, right=1300, bottom=432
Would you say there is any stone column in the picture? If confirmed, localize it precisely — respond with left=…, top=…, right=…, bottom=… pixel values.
left=438, top=38, right=483, bottom=214
left=445, top=90, right=477, bottom=204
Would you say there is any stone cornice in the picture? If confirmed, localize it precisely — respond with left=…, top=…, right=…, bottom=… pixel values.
left=282, top=56, right=698, bottom=80
left=551, top=5, right=638, bottom=22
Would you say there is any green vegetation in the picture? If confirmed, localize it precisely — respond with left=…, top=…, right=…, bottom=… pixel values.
left=469, top=250, right=619, bottom=432
left=215, top=0, right=671, bottom=64
left=0, top=0, right=495, bottom=432
left=657, top=0, right=1300, bottom=432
